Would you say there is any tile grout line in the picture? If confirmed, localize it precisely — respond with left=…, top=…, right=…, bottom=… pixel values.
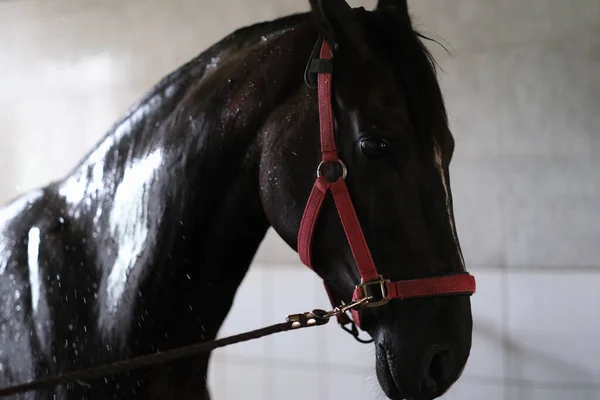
left=315, top=278, right=329, bottom=400
left=262, top=266, right=275, bottom=400
left=501, top=265, right=512, bottom=400
left=252, top=259, right=600, bottom=273
left=500, top=179, right=512, bottom=400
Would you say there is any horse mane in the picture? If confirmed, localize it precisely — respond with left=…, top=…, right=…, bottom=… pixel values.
left=58, top=6, right=446, bottom=186
left=51, top=6, right=449, bottom=225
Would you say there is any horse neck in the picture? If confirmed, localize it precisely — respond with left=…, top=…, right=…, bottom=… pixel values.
left=54, top=96, right=268, bottom=346
left=53, top=22, right=317, bottom=344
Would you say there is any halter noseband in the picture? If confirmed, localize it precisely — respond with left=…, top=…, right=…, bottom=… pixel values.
left=298, top=38, right=476, bottom=330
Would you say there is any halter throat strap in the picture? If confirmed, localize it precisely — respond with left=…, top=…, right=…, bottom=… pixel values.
left=297, top=39, right=476, bottom=329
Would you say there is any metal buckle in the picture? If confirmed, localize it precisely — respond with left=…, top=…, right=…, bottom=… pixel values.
left=316, top=159, right=347, bottom=181
left=356, top=275, right=391, bottom=308
left=323, top=296, right=372, bottom=319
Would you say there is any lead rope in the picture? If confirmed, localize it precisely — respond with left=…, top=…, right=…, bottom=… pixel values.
left=0, top=298, right=370, bottom=397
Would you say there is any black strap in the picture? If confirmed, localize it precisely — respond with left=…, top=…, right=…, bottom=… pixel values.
left=310, top=59, right=332, bottom=74
left=304, top=36, right=325, bottom=89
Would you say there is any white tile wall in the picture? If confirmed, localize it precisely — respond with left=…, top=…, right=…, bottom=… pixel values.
left=462, top=270, right=506, bottom=379
left=504, top=158, right=600, bottom=267
left=210, top=357, right=270, bottom=399
left=441, top=380, right=506, bottom=400
left=2, top=0, right=599, bottom=399
left=409, top=0, right=600, bottom=55
left=439, top=33, right=600, bottom=160
left=253, top=229, right=298, bottom=265
left=506, top=385, right=600, bottom=400
left=270, top=367, right=324, bottom=400
left=450, top=158, right=507, bottom=267
left=326, top=371, right=380, bottom=400
left=506, top=271, right=600, bottom=384
left=437, top=51, right=516, bottom=157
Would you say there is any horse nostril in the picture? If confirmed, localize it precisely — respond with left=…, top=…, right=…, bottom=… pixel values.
left=422, top=346, right=452, bottom=393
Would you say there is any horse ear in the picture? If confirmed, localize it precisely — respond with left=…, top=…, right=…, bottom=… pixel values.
left=376, top=0, right=413, bottom=28
left=308, top=0, right=370, bottom=58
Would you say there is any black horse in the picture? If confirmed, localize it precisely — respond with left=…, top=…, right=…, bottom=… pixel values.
left=0, top=1, right=475, bottom=399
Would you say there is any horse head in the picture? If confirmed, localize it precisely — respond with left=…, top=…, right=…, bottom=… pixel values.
left=259, top=1, right=474, bottom=398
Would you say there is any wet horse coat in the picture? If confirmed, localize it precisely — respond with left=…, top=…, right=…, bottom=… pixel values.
left=0, top=2, right=474, bottom=399
left=0, top=13, right=313, bottom=398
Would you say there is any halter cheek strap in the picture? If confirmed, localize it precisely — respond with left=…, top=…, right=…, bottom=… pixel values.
left=298, top=39, right=476, bottom=329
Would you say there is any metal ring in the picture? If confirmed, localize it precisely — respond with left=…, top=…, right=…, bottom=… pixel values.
left=316, top=159, right=347, bottom=181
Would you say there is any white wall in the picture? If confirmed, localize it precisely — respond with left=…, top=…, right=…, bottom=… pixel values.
left=1, top=1, right=599, bottom=399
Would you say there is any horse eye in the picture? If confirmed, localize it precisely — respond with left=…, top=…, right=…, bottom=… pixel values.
left=359, top=137, right=390, bottom=158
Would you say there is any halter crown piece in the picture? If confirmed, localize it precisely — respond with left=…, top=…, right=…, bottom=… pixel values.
left=298, top=38, right=476, bottom=330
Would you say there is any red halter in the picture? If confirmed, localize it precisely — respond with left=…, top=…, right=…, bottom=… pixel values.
left=298, top=39, right=476, bottom=329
